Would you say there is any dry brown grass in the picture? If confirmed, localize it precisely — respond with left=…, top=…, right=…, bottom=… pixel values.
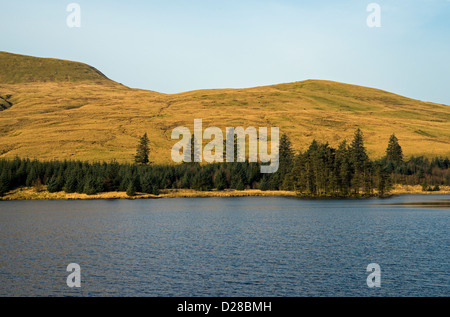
left=1, top=186, right=449, bottom=201
left=391, top=184, right=450, bottom=195
left=1, top=54, right=449, bottom=164
left=0, top=187, right=296, bottom=200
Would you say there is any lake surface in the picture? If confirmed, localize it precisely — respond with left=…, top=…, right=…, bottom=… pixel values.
left=0, top=195, right=449, bottom=297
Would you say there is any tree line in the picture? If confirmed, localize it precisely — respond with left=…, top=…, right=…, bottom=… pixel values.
left=0, top=129, right=448, bottom=197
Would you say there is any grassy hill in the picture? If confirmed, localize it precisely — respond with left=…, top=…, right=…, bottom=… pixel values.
left=0, top=51, right=111, bottom=84
left=0, top=52, right=449, bottom=164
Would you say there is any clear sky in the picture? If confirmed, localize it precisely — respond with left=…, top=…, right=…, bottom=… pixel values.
left=2, top=0, right=450, bottom=105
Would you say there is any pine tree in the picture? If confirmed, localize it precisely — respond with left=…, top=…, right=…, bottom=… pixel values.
left=278, top=133, right=294, bottom=190
left=15, top=161, right=27, bottom=188
left=134, top=133, right=150, bottom=165
left=192, top=169, right=213, bottom=191
left=230, top=163, right=247, bottom=189
left=95, top=176, right=104, bottom=193
left=386, top=134, right=403, bottom=164
left=350, top=128, right=369, bottom=194
left=246, top=162, right=260, bottom=188
left=279, top=133, right=294, bottom=173
left=126, top=180, right=136, bottom=196
left=83, top=175, right=98, bottom=195
left=180, top=172, right=191, bottom=188
left=0, top=170, right=10, bottom=196
left=259, top=175, right=270, bottom=191
left=375, top=163, right=392, bottom=197
left=291, top=152, right=306, bottom=193
left=214, top=169, right=227, bottom=190
left=363, top=160, right=374, bottom=195
left=140, top=173, right=154, bottom=194
left=26, top=166, right=39, bottom=187
left=47, top=175, right=63, bottom=193
left=104, top=162, right=120, bottom=191
left=336, top=140, right=351, bottom=195
left=268, top=171, right=281, bottom=190
left=63, top=172, right=77, bottom=193
left=235, top=179, right=245, bottom=190
left=350, top=128, right=369, bottom=169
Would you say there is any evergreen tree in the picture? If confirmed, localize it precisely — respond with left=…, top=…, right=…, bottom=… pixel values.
left=140, top=173, right=154, bottom=194
left=350, top=128, right=369, bottom=169
left=279, top=133, right=294, bottom=173
left=94, top=176, right=104, bottom=193
left=291, top=152, right=306, bottom=193
left=126, top=180, right=136, bottom=196
left=350, top=128, right=369, bottom=194
left=336, top=140, right=351, bottom=195
left=0, top=170, right=10, bottom=196
left=63, top=172, right=78, bottom=193
left=259, top=175, right=270, bottom=191
left=230, top=163, right=247, bottom=189
left=214, top=169, right=227, bottom=190
left=134, top=133, right=150, bottom=165
left=235, top=178, right=245, bottom=190
left=363, top=160, right=374, bottom=195
left=268, top=172, right=281, bottom=190
left=104, top=162, right=120, bottom=191
left=47, top=175, right=63, bottom=193
left=26, top=166, right=39, bottom=187
left=278, top=133, right=294, bottom=189
left=180, top=172, right=191, bottom=188
left=131, top=171, right=141, bottom=192
left=375, top=163, right=392, bottom=197
left=83, top=175, right=98, bottom=195
left=14, top=161, right=27, bottom=188
left=386, top=134, right=403, bottom=164
left=192, top=169, right=213, bottom=191
left=246, top=162, right=260, bottom=188
left=119, top=176, right=130, bottom=192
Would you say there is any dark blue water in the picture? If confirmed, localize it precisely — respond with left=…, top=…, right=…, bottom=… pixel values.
left=0, top=195, right=449, bottom=297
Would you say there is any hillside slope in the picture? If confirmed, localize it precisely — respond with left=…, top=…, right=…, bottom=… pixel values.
left=0, top=51, right=113, bottom=84
left=0, top=52, right=449, bottom=163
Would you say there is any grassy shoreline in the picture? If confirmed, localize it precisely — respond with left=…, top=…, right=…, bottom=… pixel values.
left=1, top=185, right=449, bottom=201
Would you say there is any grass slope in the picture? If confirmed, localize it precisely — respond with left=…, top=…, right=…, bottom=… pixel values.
left=0, top=51, right=111, bottom=84
left=0, top=52, right=449, bottom=164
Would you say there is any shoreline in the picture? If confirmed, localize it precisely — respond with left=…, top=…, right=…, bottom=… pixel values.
left=1, top=185, right=450, bottom=201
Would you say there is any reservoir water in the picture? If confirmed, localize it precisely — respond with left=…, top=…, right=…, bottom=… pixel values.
left=0, top=195, right=449, bottom=297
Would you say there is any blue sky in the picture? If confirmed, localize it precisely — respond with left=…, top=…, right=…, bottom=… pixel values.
left=2, top=0, right=450, bottom=105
